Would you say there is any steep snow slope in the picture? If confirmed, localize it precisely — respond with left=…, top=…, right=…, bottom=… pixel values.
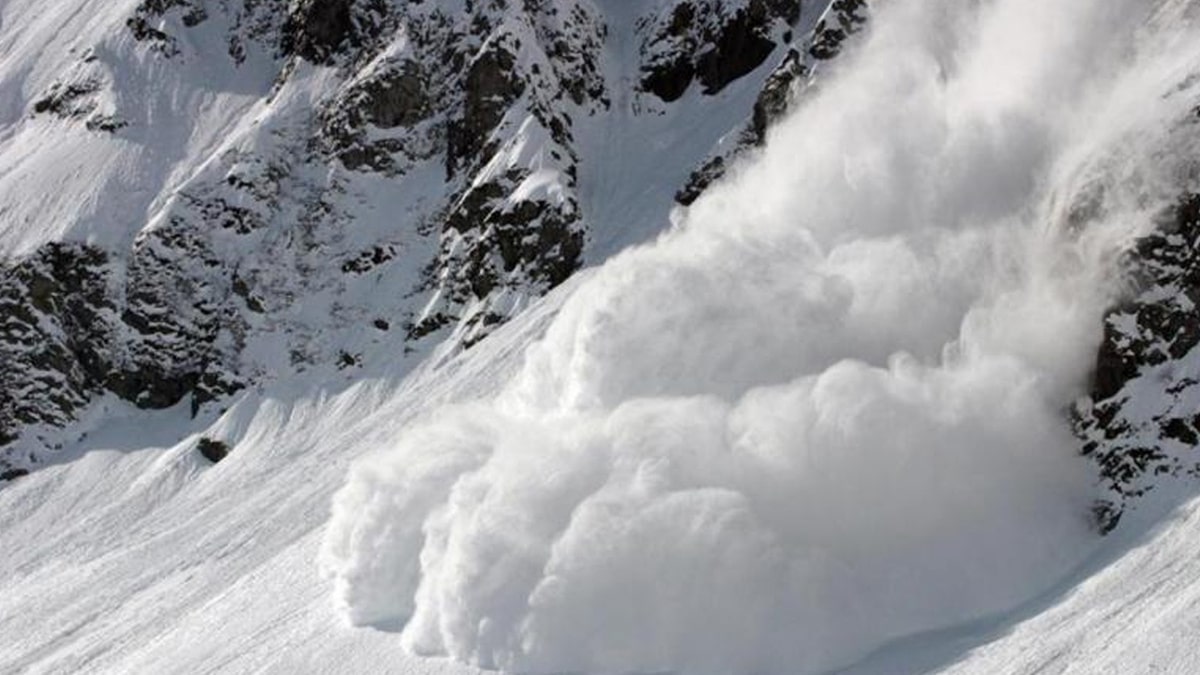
left=0, top=0, right=279, bottom=254
left=839, top=491, right=1200, bottom=675
left=5, top=0, right=1200, bottom=674
left=0, top=0, right=815, bottom=474
left=0, top=287, right=564, bottom=673
left=6, top=304, right=1200, bottom=675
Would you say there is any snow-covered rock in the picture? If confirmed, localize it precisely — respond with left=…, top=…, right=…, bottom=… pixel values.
left=0, top=0, right=810, bottom=473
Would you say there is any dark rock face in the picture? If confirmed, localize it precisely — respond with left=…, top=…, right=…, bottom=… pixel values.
left=0, top=235, right=244, bottom=471
left=127, top=0, right=207, bottom=55
left=0, top=244, right=114, bottom=455
left=640, top=3, right=698, bottom=102
left=448, top=45, right=525, bottom=177
left=677, top=1, right=870, bottom=205
left=2, top=0, right=812, bottom=475
left=117, top=225, right=245, bottom=414
left=359, top=63, right=429, bottom=129
left=639, top=0, right=800, bottom=102
left=751, top=47, right=807, bottom=142
left=280, top=0, right=355, bottom=63
left=197, top=437, right=231, bottom=463
left=33, top=80, right=100, bottom=118
left=1075, top=193, right=1200, bottom=532
left=32, top=64, right=128, bottom=134
left=808, top=0, right=869, bottom=60
left=676, top=154, right=727, bottom=206
left=694, top=3, right=782, bottom=95
left=280, top=0, right=393, bottom=64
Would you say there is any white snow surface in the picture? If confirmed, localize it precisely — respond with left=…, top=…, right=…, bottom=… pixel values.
left=5, top=0, right=1200, bottom=674
left=0, top=0, right=279, bottom=256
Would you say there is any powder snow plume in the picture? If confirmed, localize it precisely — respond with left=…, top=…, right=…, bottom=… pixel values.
left=323, top=1, right=1200, bottom=673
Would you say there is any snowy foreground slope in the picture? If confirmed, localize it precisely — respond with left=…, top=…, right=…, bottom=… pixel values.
left=6, top=0, right=1200, bottom=674
left=2, top=299, right=1200, bottom=675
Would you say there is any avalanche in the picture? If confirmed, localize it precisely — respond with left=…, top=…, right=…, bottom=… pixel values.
left=324, top=0, right=1200, bottom=673
left=3, top=0, right=1200, bottom=674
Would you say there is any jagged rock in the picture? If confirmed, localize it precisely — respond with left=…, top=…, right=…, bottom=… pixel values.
left=0, top=243, right=115, bottom=449
left=32, top=75, right=127, bottom=134
left=280, top=0, right=353, bottom=63
left=358, top=62, right=429, bottom=128
left=639, top=0, right=799, bottom=102
left=0, top=230, right=246, bottom=459
left=32, top=80, right=100, bottom=118
left=197, top=437, right=230, bottom=463
left=1075, top=193, right=1200, bottom=531
left=677, top=155, right=726, bottom=205
left=751, top=46, right=806, bottom=141
left=341, top=246, right=397, bottom=274
left=694, top=2, right=786, bottom=94
left=676, top=1, right=868, bottom=205
left=280, top=0, right=389, bottom=64
left=1, top=0, right=813, bottom=476
left=448, top=44, right=525, bottom=177
left=809, top=0, right=869, bottom=60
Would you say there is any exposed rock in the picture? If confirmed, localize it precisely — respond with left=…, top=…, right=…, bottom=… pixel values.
left=341, top=245, right=397, bottom=274
left=0, top=230, right=245, bottom=460
left=280, top=0, right=354, bottom=63
left=197, top=437, right=231, bottom=463
left=358, top=62, right=429, bottom=129
left=32, top=80, right=100, bottom=118
left=1, top=0, right=811, bottom=477
left=0, top=243, right=115, bottom=450
left=808, top=0, right=869, bottom=60
left=677, top=155, right=726, bottom=205
left=1075, top=193, right=1200, bottom=532
left=639, top=0, right=800, bottom=102
left=751, top=47, right=807, bottom=141
left=447, top=44, right=525, bottom=177
left=280, top=0, right=389, bottom=64
left=694, top=3, right=782, bottom=94
left=676, top=1, right=868, bottom=204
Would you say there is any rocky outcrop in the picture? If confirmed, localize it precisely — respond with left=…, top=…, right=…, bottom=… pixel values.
left=30, top=54, right=128, bottom=133
left=807, top=0, right=868, bottom=60
left=1074, top=193, right=1200, bottom=532
left=1, top=0, right=823, bottom=475
left=280, top=0, right=392, bottom=65
left=447, top=44, right=527, bottom=177
left=0, top=244, right=114, bottom=458
left=197, top=437, right=231, bottom=463
left=678, top=0, right=871, bottom=204
left=639, top=0, right=800, bottom=102
left=0, top=232, right=244, bottom=474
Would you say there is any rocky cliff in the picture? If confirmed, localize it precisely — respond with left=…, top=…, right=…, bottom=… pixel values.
left=0, top=0, right=852, bottom=476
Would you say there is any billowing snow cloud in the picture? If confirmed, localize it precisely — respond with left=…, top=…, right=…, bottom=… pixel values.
left=322, top=0, right=1200, bottom=672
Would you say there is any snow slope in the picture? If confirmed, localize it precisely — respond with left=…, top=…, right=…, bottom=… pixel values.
left=840, top=491, right=1200, bottom=675
left=6, top=303, right=1200, bottom=675
left=0, top=0, right=279, bottom=255
left=0, top=278, right=570, bottom=674
left=4, top=0, right=1200, bottom=674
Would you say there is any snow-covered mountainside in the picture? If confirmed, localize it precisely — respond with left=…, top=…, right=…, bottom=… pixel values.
left=0, top=0, right=839, bottom=473
left=5, top=0, right=1200, bottom=673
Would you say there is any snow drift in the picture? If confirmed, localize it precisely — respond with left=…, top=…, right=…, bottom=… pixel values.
left=323, top=0, right=1200, bottom=673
